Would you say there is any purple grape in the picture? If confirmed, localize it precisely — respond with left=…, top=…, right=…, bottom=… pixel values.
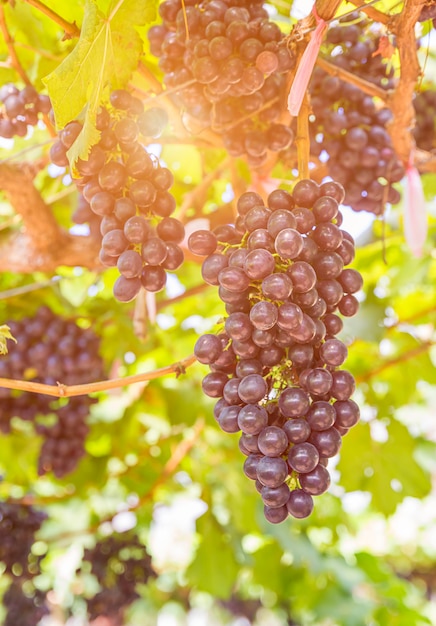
left=286, top=489, right=314, bottom=518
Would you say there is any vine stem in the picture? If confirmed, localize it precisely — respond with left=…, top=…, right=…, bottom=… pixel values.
left=345, top=0, right=390, bottom=23
left=21, top=0, right=80, bottom=38
left=355, top=340, right=433, bottom=384
left=316, top=56, right=388, bottom=101
left=297, top=92, right=310, bottom=180
left=0, top=4, right=31, bottom=85
left=0, top=354, right=198, bottom=397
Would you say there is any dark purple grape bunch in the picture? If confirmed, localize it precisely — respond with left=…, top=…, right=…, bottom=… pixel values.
left=0, top=83, right=51, bottom=139
left=0, top=306, right=105, bottom=477
left=189, top=179, right=362, bottom=522
left=308, top=13, right=404, bottom=215
left=0, top=502, right=47, bottom=578
left=0, top=502, right=49, bottom=625
left=148, top=0, right=296, bottom=166
left=3, top=580, right=49, bottom=626
left=413, top=89, right=436, bottom=152
left=324, top=12, right=396, bottom=89
left=78, top=532, right=156, bottom=622
left=50, top=89, right=184, bottom=303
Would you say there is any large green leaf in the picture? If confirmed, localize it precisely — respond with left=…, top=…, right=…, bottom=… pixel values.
left=338, top=419, right=431, bottom=515
left=43, top=0, right=157, bottom=168
left=186, top=512, right=239, bottom=598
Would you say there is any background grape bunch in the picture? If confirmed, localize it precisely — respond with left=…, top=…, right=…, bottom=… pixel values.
left=0, top=83, right=51, bottom=139
left=0, top=306, right=104, bottom=477
left=78, top=532, right=156, bottom=623
left=148, top=0, right=296, bottom=166
left=0, top=502, right=49, bottom=626
left=190, top=178, right=362, bottom=521
left=308, top=12, right=404, bottom=214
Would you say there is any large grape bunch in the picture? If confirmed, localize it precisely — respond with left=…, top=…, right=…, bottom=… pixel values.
left=308, top=12, right=404, bottom=215
left=413, top=88, right=436, bottom=152
left=190, top=179, right=361, bottom=522
left=0, top=83, right=51, bottom=139
left=0, top=306, right=105, bottom=477
left=148, top=0, right=296, bottom=167
left=78, top=532, right=156, bottom=622
left=50, top=91, right=185, bottom=303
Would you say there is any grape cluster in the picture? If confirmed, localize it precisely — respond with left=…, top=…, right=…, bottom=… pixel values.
left=0, top=502, right=46, bottom=577
left=324, top=12, right=396, bottom=89
left=79, top=532, right=156, bottom=622
left=0, top=502, right=49, bottom=626
left=3, top=581, right=49, bottom=626
left=149, top=0, right=295, bottom=166
left=50, top=89, right=185, bottom=302
left=413, top=89, right=436, bottom=152
left=0, top=306, right=105, bottom=477
left=0, top=84, right=51, bottom=139
left=190, top=179, right=361, bottom=521
left=308, top=13, right=404, bottom=214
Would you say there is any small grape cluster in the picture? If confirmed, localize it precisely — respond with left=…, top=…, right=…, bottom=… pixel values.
left=308, top=14, right=404, bottom=215
left=50, top=89, right=185, bottom=302
left=325, top=12, right=396, bottom=89
left=78, top=532, right=156, bottom=622
left=413, top=89, right=436, bottom=152
left=3, top=582, right=49, bottom=626
left=0, top=502, right=49, bottom=626
left=149, top=0, right=295, bottom=166
left=190, top=179, right=361, bottom=522
left=0, top=83, right=51, bottom=139
left=0, top=306, right=105, bottom=477
left=0, top=502, right=47, bottom=577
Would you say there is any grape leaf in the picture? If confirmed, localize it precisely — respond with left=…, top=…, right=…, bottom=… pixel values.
left=43, top=0, right=157, bottom=171
left=337, top=419, right=431, bottom=515
left=0, top=325, right=16, bottom=356
left=186, top=513, right=239, bottom=598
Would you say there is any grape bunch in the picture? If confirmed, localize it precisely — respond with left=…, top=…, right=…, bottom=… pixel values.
left=0, top=306, right=105, bottom=477
left=50, top=90, right=185, bottom=302
left=3, top=581, right=49, bottom=626
left=0, top=502, right=47, bottom=578
left=0, top=502, right=49, bottom=626
left=190, top=179, right=362, bottom=522
left=78, top=532, right=156, bottom=622
left=413, top=89, right=436, bottom=152
left=324, top=12, right=396, bottom=89
left=0, top=83, right=51, bottom=139
left=148, top=0, right=295, bottom=166
left=307, top=14, right=404, bottom=215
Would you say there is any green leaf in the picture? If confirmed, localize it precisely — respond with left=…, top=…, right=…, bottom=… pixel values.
left=187, top=512, right=239, bottom=598
left=43, top=0, right=157, bottom=169
left=338, top=419, right=431, bottom=515
left=0, top=324, right=17, bottom=355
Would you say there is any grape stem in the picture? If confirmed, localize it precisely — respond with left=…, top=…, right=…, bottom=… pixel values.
left=0, top=354, right=198, bottom=397
left=297, top=92, right=310, bottom=180
left=0, top=277, right=61, bottom=301
left=316, top=56, right=388, bottom=101
left=345, top=0, right=390, bottom=24
left=0, top=5, right=32, bottom=85
left=20, top=0, right=80, bottom=39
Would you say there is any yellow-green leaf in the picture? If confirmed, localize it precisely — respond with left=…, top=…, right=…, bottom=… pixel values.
left=43, top=0, right=158, bottom=169
left=0, top=324, right=17, bottom=356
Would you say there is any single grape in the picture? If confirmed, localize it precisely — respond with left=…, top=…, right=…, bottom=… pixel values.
left=286, top=489, right=314, bottom=518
